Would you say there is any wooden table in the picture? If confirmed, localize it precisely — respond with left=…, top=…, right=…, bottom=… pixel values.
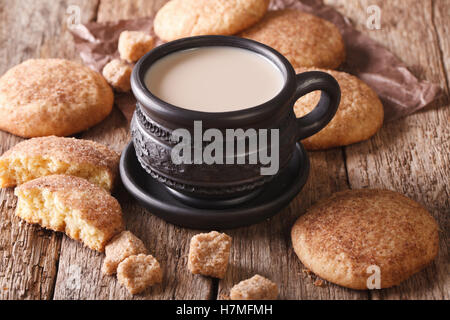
left=0, top=0, right=448, bottom=300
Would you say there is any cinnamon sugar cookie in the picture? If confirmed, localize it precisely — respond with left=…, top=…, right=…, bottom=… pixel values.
left=294, top=68, right=384, bottom=150
left=0, top=59, right=114, bottom=137
left=241, top=10, right=345, bottom=69
left=291, top=189, right=439, bottom=289
left=154, top=0, right=270, bottom=41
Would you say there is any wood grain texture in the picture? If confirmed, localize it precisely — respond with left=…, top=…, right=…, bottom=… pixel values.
left=52, top=0, right=213, bottom=300
left=433, top=0, right=450, bottom=84
left=0, top=0, right=99, bottom=300
left=97, top=0, right=167, bottom=22
left=326, top=0, right=449, bottom=300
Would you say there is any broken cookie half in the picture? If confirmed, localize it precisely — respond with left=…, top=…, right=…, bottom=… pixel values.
left=14, top=174, right=124, bottom=251
left=0, top=136, right=119, bottom=192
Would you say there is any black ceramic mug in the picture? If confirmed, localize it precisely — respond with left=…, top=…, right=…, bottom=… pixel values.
left=131, top=36, right=340, bottom=206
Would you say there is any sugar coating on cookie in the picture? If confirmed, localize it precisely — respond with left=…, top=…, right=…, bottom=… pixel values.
left=188, top=231, right=231, bottom=279
left=154, top=0, right=270, bottom=41
left=117, top=254, right=163, bottom=295
left=0, top=59, right=113, bottom=137
left=294, top=68, right=384, bottom=150
left=0, top=136, right=119, bottom=191
left=102, top=59, right=133, bottom=92
left=241, top=10, right=345, bottom=69
left=230, top=275, right=278, bottom=300
left=291, top=189, right=439, bottom=289
left=118, top=31, right=154, bottom=63
left=102, top=231, right=148, bottom=275
left=14, top=175, right=124, bottom=252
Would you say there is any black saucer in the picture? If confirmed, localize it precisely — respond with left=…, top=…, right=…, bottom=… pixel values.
left=119, top=142, right=310, bottom=229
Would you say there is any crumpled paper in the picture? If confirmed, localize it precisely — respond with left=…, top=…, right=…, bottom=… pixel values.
left=71, top=0, right=441, bottom=122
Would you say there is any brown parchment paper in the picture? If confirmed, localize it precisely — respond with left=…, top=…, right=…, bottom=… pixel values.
left=71, top=0, right=441, bottom=122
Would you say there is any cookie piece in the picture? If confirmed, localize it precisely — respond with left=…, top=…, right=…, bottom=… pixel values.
left=118, top=31, right=154, bottom=63
left=15, top=175, right=124, bottom=251
left=102, top=59, right=133, bottom=92
left=291, top=189, right=439, bottom=289
left=102, top=231, right=148, bottom=275
left=188, top=231, right=231, bottom=279
left=241, top=10, right=345, bottom=69
left=0, top=59, right=114, bottom=137
left=0, top=136, right=119, bottom=192
left=117, top=254, right=163, bottom=295
left=230, top=275, right=278, bottom=300
left=154, top=0, right=270, bottom=41
left=294, top=68, right=384, bottom=150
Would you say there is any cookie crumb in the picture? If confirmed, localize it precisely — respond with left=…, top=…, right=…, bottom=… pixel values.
left=117, top=254, right=162, bottom=295
left=188, top=231, right=231, bottom=279
left=102, top=231, right=148, bottom=275
left=314, top=279, right=325, bottom=287
left=218, top=293, right=231, bottom=300
left=118, top=31, right=154, bottom=63
left=302, top=268, right=312, bottom=276
left=230, top=275, right=278, bottom=300
left=102, top=59, right=132, bottom=92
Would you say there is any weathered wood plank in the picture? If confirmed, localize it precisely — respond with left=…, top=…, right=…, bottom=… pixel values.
left=326, top=0, right=449, bottom=299
left=52, top=0, right=213, bottom=300
left=434, top=0, right=450, bottom=83
left=0, top=0, right=99, bottom=300
left=97, top=0, right=167, bottom=22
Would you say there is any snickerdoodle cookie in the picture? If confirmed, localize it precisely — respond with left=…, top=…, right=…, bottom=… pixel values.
left=294, top=68, right=384, bottom=150
left=0, top=136, right=119, bottom=192
left=291, top=189, right=439, bottom=289
left=154, top=0, right=270, bottom=41
left=0, top=59, right=114, bottom=137
left=241, top=10, right=345, bottom=69
left=15, top=175, right=124, bottom=251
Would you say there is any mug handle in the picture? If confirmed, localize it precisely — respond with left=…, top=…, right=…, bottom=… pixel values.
left=294, top=71, right=341, bottom=141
